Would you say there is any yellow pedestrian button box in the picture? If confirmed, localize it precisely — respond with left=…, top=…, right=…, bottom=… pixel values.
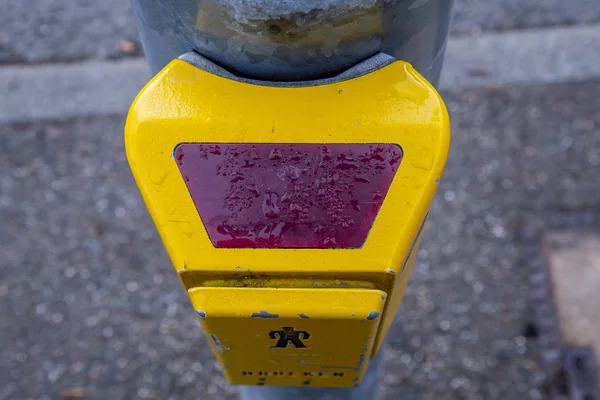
left=125, top=54, right=450, bottom=387
left=189, top=287, right=386, bottom=387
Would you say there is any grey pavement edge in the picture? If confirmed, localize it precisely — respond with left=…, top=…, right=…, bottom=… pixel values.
left=2, top=24, right=600, bottom=124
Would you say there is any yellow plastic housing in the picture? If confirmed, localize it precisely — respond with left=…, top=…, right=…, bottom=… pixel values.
left=125, top=58, right=450, bottom=387
left=190, top=287, right=386, bottom=387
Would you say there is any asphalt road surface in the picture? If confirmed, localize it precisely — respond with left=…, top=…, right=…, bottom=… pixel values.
left=1, top=1, right=600, bottom=399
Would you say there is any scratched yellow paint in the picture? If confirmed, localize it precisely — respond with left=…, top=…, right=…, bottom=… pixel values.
left=125, top=58, right=450, bottom=387
left=189, top=287, right=386, bottom=387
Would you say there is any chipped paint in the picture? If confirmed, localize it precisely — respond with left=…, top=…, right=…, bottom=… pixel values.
left=192, top=276, right=377, bottom=291
left=386, top=268, right=396, bottom=275
left=251, top=310, right=279, bottom=319
left=211, top=334, right=223, bottom=353
left=196, top=310, right=207, bottom=319
left=366, top=311, right=379, bottom=320
left=186, top=287, right=385, bottom=386
left=357, top=351, right=365, bottom=371
left=298, top=313, right=310, bottom=319
left=354, top=337, right=372, bottom=380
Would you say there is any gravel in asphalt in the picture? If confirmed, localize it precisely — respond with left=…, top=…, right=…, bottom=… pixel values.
left=0, top=117, right=234, bottom=400
left=519, top=85, right=600, bottom=211
left=450, top=0, right=600, bottom=34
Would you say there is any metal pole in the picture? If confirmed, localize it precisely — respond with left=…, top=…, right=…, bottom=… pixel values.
left=130, top=0, right=453, bottom=397
left=132, top=0, right=454, bottom=85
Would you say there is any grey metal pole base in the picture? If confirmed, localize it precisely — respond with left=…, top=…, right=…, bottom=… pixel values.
left=238, top=352, right=385, bottom=400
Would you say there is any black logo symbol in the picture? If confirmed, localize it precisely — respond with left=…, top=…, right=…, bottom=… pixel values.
left=269, top=327, right=310, bottom=348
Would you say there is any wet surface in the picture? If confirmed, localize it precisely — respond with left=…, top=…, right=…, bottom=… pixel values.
left=176, top=144, right=401, bottom=248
